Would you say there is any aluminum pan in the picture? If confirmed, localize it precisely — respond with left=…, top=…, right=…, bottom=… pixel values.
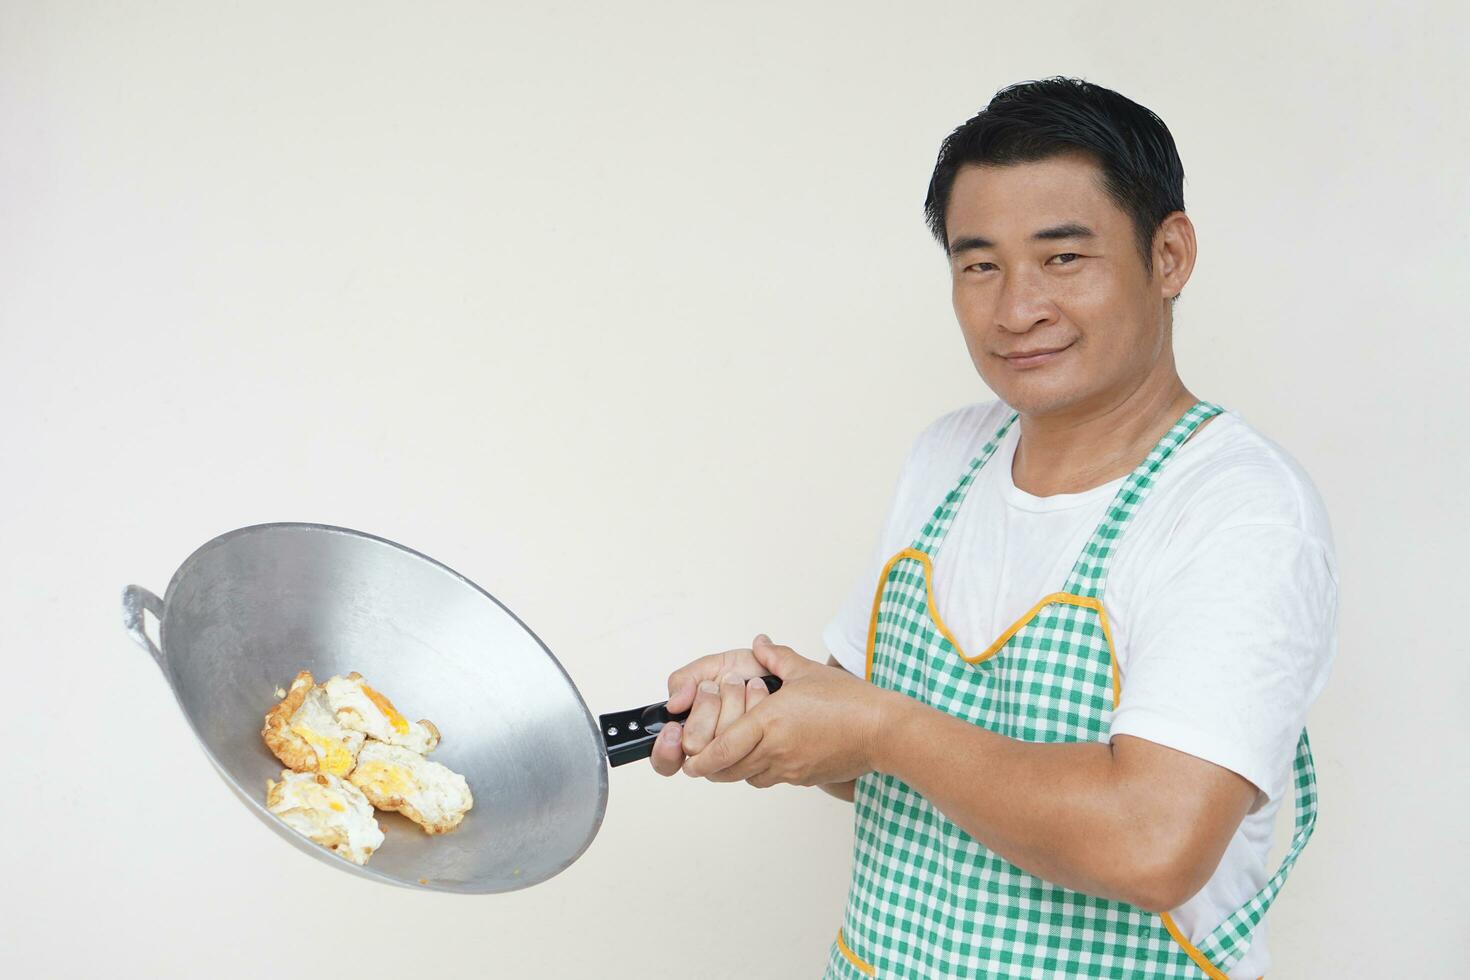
left=126, top=522, right=609, bottom=894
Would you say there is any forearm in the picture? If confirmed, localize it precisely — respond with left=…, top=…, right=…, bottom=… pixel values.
left=872, top=693, right=1207, bottom=911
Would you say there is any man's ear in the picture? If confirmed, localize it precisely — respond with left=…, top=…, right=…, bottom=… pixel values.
left=1152, top=210, right=1196, bottom=302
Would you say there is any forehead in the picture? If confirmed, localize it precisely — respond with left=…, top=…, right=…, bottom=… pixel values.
left=945, top=154, right=1128, bottom=242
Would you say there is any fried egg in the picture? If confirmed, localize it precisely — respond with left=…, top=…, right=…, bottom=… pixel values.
left=261, top=670, right=367, bottom=777
left=323, top=672, right=440, bottom=754
left=265, top=770, right=385, bottom=865
left=348, top=741, right=473, bottom=835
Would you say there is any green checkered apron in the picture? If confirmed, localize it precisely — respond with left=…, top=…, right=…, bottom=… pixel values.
left=825, top=400, right=1318, bottom=979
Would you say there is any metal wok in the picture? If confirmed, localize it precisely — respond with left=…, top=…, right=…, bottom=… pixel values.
left=120, top=522, right=775, bottom=894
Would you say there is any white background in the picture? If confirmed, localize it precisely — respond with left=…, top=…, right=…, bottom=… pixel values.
left=2, top=2, right=1466, bottom=976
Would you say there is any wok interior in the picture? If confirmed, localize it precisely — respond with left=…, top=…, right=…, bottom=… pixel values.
left=160, top=524, right=608, bottom=892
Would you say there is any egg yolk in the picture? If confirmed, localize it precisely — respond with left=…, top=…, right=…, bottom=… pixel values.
left=290, top=724, right=355, bottom=776
left=361, top=682, right=411, bottom=735
left=356, top=762, right=414, bottom=797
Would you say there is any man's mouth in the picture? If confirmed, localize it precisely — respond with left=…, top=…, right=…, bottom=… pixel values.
left=998, top=341, right=1075, bottom=369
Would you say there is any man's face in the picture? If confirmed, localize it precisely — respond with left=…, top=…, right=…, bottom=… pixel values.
left=945, top=153, right=1171, bottom=417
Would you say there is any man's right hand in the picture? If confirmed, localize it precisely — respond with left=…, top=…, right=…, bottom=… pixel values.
left=649, top=643, right=772, bottom=777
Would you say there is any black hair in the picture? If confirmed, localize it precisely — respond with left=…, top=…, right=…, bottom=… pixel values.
left=923, top=77, right=1185, bottom=279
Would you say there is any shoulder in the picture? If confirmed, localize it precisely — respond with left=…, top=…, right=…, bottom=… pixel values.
left=1151, top=407, right=1336, bottom=558
left=875, top=397, right=1015, bottom=523
left=904, top=397, right=1015, bottom=470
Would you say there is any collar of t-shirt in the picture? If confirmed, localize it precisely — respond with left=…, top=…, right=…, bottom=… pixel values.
left=996, top=421, right=1128, bottom=514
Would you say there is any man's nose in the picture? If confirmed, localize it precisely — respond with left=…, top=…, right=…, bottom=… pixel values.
left=994, top=269, right=1058, bottom=333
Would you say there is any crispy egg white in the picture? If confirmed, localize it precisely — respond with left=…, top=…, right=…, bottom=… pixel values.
left=348, top=741, right=473, bottom=835
left=266, top=770, right=385, bottom=865
left=324, top=672, right=440, bottom=754
left=261, top=671, right=366, bottom=777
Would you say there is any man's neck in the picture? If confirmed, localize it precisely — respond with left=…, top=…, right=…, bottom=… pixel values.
left=1011, top=375, right=1202, bottom=497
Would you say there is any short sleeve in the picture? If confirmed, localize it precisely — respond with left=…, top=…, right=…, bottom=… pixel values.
left=822, top=468, right=910, bottom=677
left=1108, top=522, right=1338, bottom=810
left=822, top=424, right=941, bottom=676
left=822, top=400, right=1008, bottom=677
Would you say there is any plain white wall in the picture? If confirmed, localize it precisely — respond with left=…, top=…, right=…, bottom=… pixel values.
left=3, top=1, right=1466, bottom=975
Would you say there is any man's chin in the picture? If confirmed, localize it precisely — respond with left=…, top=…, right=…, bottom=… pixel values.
left=978, top=372, right=1084, bottom=418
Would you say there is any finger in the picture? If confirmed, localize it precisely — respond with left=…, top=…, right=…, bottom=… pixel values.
left=683, top=714, right=764, bottom=779
left=666, top=648, right=759, bottom=713
left=705, top=744, right=769, bottom=783
left=745, top=676, right=770, bottom=710
left=648, top=722, right=684, bottom=777
left=666, top=678, right=699, bottom=716
left=666, top=654, right=721, bottom=713
left=751, top=634, right=797, bottom=679
left=679, top=680, right=722, bottom=755
left=714, top=673, right=747, bottom=737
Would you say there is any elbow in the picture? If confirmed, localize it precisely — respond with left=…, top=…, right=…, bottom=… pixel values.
left=1088, top=747, right=1254, bottom=914
left=1119, top=866, right=1206, bottom=915
left=1113, top=840, right=1219, bottom=914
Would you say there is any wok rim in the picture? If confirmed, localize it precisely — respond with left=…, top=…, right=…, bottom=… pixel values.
left=154, top=520, right=611, bottom=894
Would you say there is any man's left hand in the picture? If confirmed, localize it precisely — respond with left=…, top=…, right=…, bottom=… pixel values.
left=681, top=634, right=896, bottom=787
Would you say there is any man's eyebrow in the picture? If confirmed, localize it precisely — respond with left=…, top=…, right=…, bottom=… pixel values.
left=947, top=235, right=995, bottom=255
left=947, top=222, right=1098, bottom=256
left=1032, top=222, right=1096, bottom=242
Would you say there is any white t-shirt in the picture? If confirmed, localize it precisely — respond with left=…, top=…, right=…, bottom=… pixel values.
left=822, top=399, right=1338, bottom=980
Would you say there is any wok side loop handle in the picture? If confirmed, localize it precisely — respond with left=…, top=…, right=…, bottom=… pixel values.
left=600, top=675, right=781, bottom=767
left=122, top=584, right=167, bottom=673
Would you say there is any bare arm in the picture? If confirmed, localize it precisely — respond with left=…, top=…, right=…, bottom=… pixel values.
left=684, top=639, right=1260, bottom=913
left=874, top=696, right=1257, bottom=912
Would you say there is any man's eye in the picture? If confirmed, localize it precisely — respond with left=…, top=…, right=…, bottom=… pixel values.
left=1051, top=253, right=1081, bottom=264
left=965, top=262, right=996, bottom=273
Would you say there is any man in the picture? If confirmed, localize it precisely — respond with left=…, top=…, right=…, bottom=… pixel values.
left=650, top=77, right=1337, bottom=979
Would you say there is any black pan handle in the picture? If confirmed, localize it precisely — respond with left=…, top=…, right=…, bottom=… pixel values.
left=601, top=675, right=782, bottom=767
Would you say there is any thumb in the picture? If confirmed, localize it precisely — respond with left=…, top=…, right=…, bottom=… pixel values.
left=751, top=633, right=800, bottom=679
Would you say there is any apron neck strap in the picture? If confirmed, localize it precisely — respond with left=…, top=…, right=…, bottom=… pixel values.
left=1062, top=399, right=1224, bottom=599
left=1196, top=728, right=1319, bottom=972
left=908, top=410, right=1019, bottom=553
